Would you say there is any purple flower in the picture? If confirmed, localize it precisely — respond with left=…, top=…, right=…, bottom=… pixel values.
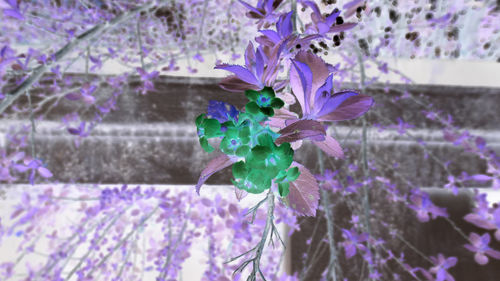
left=67, top=121, right=89, bottom=138
left=409, top=191, right=448, bottom=222
left=270, top=51, right=373, bottom=158
left=13, top=159, right=53, bottom=185
left=238, top=0, right=283, bottom=28
left=341, top=228, right=368, bottom=259
left=216, top=41, right=283, bottom=92
left=206, top=100, right=239, bottom=123
left=1, top=0, right=24, bottom=20
left=464, top=232, right=500, bottom=265
left=136, top=67, right=159, bottom=94
left=429, top=254, right=457, bottom=281
left=314, top=169, right=340, bottom=191
left=300, top=0, right=357, bottom=37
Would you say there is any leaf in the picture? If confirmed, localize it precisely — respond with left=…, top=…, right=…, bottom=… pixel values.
left=276, top=119, right=326, bottom=145
left=287, top=162, right=320, bottom=217
left=313, top=135, right=344, bottom=159
left=196, top=154, right=236, bottom=194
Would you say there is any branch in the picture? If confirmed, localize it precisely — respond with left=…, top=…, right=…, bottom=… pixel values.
left=0, top=1, right=160, bottom=114
left=317, top=148, right=342, bottom=281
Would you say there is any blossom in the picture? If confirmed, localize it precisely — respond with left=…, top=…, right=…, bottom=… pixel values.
left=408, top=191, right=448, bottom=222
left=463, top=232, right=500, bottom=265
left=216, top=41, right=282, bottom=92
left=238, top=0, right=283, bottom=28
left=270, top=51, right=373, bottom=158
left=13, top=159, right=53, bottom=185
left=315, top=169, right=340, bottom=191
left=232, top=133, right=294, bottom=194
left=429, top=254, right=457, bottom=281
left=299, top=0, right=357, bottom=37
left=341, top=228, right=368, bottom=259
left=1, top=0, right=24, bottom=20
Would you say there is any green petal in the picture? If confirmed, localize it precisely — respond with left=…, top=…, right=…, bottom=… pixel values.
left=203, top=119, right=221, bottom=137
left=248, top=170, right=271, bottom=191
left=261, top=87, right=276, bottom=98
left=257, top=133, right=275, bottom=148
left=195, top=114, right=205, bottom=127
left=199, top=137, right=214, bottom=153
left=278, top=182, right=290, bottom=197
left=235, top=145, right=250, bottom=157
left=232, top=161, right=248, bottom=179
left=239, top=126, right=251, bottom=139
left=245, top=101, right=260, bottom=115
left=286, top=167, right=300, bottom=182
left=250, top=145, right=271, bottom=160
left=245, top=90, right=260, bottom=101
left=259, top=107, right=274, bottom=117
left=270, top=98, right=284, bottom=109
left=220, top=137, right=232, bottom=155
left=275, top=170, right=287, bottom=182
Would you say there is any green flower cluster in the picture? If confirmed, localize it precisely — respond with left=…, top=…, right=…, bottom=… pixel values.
left=195, top=87, right=299, bottom=196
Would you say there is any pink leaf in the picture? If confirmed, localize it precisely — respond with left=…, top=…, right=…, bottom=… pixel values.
left=313, top=135, right=344, bottom=158
left=196, top=154, right=237, bottom=194
left=287, top=162, right=320, bottom=217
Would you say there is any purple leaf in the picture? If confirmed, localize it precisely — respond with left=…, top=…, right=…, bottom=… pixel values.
left=313, top=135, right=344, bottom=159
left=287, top=162, right=320, bottom=217
left=196, top=154, right=237, bottom=194
left=276, top=119, right=326, bottom=145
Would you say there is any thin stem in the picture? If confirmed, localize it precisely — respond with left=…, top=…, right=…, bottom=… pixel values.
left=27, top=91, right=37, bottom=159
left=356, top=47, right=376, bottom=281
left=0, top=0, right=160, bottom=114
left=136, top=18, right=145, bottom=69
left=317, top=148, right=342, bottom=281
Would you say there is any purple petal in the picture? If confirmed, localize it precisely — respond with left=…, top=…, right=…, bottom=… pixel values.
left=244, top=41, right=255, bottom=70
left=317, top=94, right=374, bottom=122
left=317, top=22, right=330, bottom=34
left=345, top=243, right=357, bottom=259
left=313, top=135, right=344, bottom=158
left=259, top=30, right=281, bottom=44
left=486, top=249, right=500, bottom=260
left=215, top=64, right=260, bottom=86
left=37, top=167, right=53, bottom=178
left=328, top=22, right=357, bottom=33
left=254, top=47, right=265, bottom=79
left=312, top=74, right=334, bottom=115
left=290, top=59, right=313, bottom=115
left=3, top=9, right=24, bottom=20
left=325, top=10, right=341, bottom=26
left=238, top=0, right=263, bottom=16
left=277, top=12, right=293, bottom=38
left=316, top=90, right=360, bottom=118
left=463, top=214, right=496, bottom=230
left=218, top=75, right=261, bottom=92
left=13, top=164, right=29, bottom=173
left=474, top=253, right=489, bottom=265
left=196, top=154, right=237, bottom=194
left=287, top=162, right=319, bottom=216
left=343, top=0, right=363, bottom=10
left=65, top=93, right=81, bottom=101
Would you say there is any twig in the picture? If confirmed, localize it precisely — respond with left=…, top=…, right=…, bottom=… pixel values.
left=317, top=148, right=342, bottom=281
left=0, top=1, right=160, bottom=114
